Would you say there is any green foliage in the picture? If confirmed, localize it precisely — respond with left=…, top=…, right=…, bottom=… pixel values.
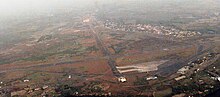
left=87, top=81, right=103, bottom=93
left=86, top=45, right=99, bottom=52
left=0, top=60, right=10, bottom=65
left=134, top=76, right=149, bottom=92
left=57, top=84, right=82, bottom=97
left=37, top=35, right=53, bottom=42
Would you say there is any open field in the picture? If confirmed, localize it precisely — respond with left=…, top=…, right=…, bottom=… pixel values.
left=0, top=0, right=220, bottom=96
left=117, top=60, right=168, bottom=73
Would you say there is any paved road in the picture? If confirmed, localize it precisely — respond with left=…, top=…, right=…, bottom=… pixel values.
left=89, top=24, right=122, bottom=77
left=157, top=43, right=213, bottom=76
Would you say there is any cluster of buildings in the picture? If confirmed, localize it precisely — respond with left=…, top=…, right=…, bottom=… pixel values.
left=104, top=20, right=201, bottom=38
left=175, top=52, right=218, bottom=81
left=1, top=75, right=112, bottom=96
left=0, top=79, right=50, bottom=96
left=10, top=85, right=49, bottom=97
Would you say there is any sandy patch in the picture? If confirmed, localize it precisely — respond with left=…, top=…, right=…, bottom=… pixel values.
left=116, top=60, right=168, bottom=73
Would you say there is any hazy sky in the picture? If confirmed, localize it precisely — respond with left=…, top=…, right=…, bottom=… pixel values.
left=1, top=0, right=219, bottom=14
left=0, top=0, right=95, bottom=16
left=1, top=0, right=219, bottom=19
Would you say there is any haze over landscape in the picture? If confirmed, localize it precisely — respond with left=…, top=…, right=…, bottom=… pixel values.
left=0, top=0, right=220, bottom=96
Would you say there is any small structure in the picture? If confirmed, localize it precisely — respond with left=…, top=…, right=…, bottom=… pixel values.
left=34, top=88, right=41, bottom=91
left=75, top=91, right=79, bottom=95
left=177, top=66, right=190, bottom=74
left=175, top=76, right=186, bottom=81
left=83, top=19, right=90, bottom=23
left=118, top=77, right=127, bottom=83
left=68, top=75, right=72, bottom=79
left=42, top=86, right=49, bottom=90
left=146, top=76, right=158, bottom=81
left=11, top=90, right=26, bottom=96
left=211, top=77, right=220, bottom=82
left=27, top=90, right=33, bottom=93
left=23, top=79, right=30, bottom=82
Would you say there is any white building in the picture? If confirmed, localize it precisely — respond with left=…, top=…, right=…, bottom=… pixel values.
left=177, top=66, right=190, bottom=74
left=68, top=75, right=72, bottom=79
left=175, top=76, right=186, bottom=81
left=118, top=77, right=127, bottom=83
left=146, top=76, right=158, bottom=81
left=23, top=79, right=30, bottom=82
